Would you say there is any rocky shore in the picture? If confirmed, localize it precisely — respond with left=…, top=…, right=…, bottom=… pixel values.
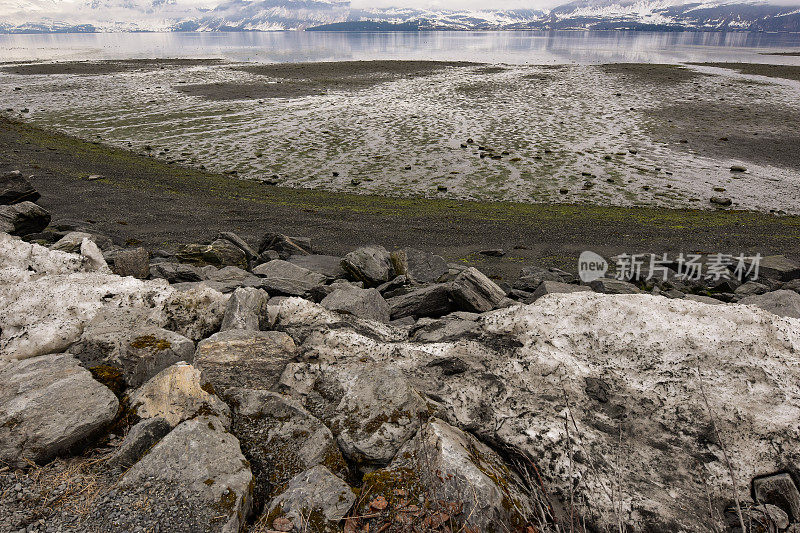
left=3, top=171, right=800, bottom=532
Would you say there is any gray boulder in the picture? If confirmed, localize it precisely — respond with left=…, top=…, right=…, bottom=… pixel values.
left=163, top=286, right=230, bottom=342
left=734, top=280, right=770, bottom=298
left=359, top=418, right=532, bottom=531
left=220, top=287, right=270, bottom=331
left=216, top=231, right=257, bottom=262
left=194, top=330, right=297, bottom=392
left=129, top=362, right=231, bottom=428
left=50, top=231, right=113, bottom=253
left=753, top=473, right=800, bottom=521
left=320, top=286, right=390, bottom=323
left=258, top=233, right=312, bottom=258
left=0, top=353, right=118, bottom=467
left=149, top=261, right=204, bottom=283
left=754, top=255, right=800, bottom=282
left=685, top=294, right=723, bottom=305
left=118, top=416, right=253, bottom=533
left=739, top=290, right=800, bottom=319
left=288, top=254, right=346, bottom=279
left=204, top=265, right=262, bottom=293
left=225, top=388, right=348, bottom=505
left=589, top=277, right=642, bottom=294
left=387, top=283, right=453, bottom=319
left=266, top=466, right=355, bottom=531
left=341, top=245, right=393, bottom=286
left=0, top=201, right=50, bottom=236
left=390, top=248, right=449, bottom=284
left=107, top=247, right=150, bottom=279
left=532, top=280, right=592, bottom=301
left=107, top=416, right=171, bottom=470
left=252, top=259, right=327, bottom=296
left=0, top=170, right=39, bottom=204
left=70, top=325, right=194, bottom=390
left=177, top=239, right=248, bottom=269
left=411, top=317, right=480, bottom=343
left=513, top=266, right=565, bottom=292
left=450, top=267, right=505, bottom=312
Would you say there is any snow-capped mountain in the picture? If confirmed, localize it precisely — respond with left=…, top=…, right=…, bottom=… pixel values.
left=0, top=0, right=799, bottom=32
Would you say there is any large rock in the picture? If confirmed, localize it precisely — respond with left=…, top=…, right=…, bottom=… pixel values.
left=589, top=277, right=642, bottom=294
left=106, top=416, right=171, bottom=470
left=220, top=287, right=269, bottom=331
left=177, top=239, right=248, bottom=269
left=531, top=280, right=591, bottom=301
left=390, top=248, right=449, bottom=284
left=129, top=362, right=230, bottom=428
left=0, top=353, right=118, bottom=467
left=194, top=330, right=297, bottom=392
left=739, top=289, right=800, bottom=318
left=358, top=418, right=532, bottom=531
left=288, top=254, right=346, bottom=280
left=284, top=361, right=428, bottom=466
left=754, top=255, right=800, bottom=282
left=50, top=231, right=113, bottom=253
left=341, top=245, right=393, bottom=286
left=0, top=201, right=50, bottom=236
left=0, top=234, right=173, bottom=360
left=258, top=232, right=312, bottom=259
left=149, top=261, right=204, bottom=283
left=163, top=285, right=229, bottom=342
left=107, top=247, right=150, bottom=279
left=205, top=265, right=262, bottom=293
left=451, top=267, right=506, bottom=312
left=320, top=286, right=390, bottom=323
left=513, top=265, right=566, bottom=292
left=70, top=325, right=194, bottom=390
left=753, top=473, right=800, bottom=522
left=252, top=259, right=327, bottom=296
left=116, top=416, right=253, bottom=533
left=265, top=466, right=355, bottom=531
left=0, top=170, right=39, bottom=204
left=411, top=316, right=480, bottom=343
left=216, top=231, right=258, bottom=262
left=387, top=283, right=454, bottom=319
left=225, top=388, right=348, bottom=506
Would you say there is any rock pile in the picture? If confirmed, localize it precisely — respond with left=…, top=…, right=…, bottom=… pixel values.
left=3, top=174, right=800, bottom=532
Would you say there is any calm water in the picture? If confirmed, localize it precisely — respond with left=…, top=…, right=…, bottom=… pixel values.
left=1, top=31, right=800, bottom=64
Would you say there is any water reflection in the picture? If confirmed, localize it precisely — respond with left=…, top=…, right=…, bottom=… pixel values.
left=1, top=30, right=799, bottom=64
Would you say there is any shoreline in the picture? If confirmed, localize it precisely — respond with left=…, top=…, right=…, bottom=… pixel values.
left=1, top=116, right=798, bottom=280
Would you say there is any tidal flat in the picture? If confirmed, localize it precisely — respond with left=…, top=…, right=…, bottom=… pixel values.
left=1, top=58, right=799, bottom=216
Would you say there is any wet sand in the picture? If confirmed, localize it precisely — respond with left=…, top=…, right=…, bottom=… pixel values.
left=0, top=59, right=225, bottom=76
left=1, top=116, right=798, bottom=281
left=689, top=62, right=800, bottom=83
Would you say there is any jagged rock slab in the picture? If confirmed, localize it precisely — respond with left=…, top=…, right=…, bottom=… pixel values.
left=0, top=170, right=39, bottom=205
left=0, top=201, right=50, bottom=236
left=531, top=279, right=591, bottom=301
left=387, top=283, right=454, bottom=319
left=754, top=255, right=800, bottom=282
left=162, top=285, right=229, bottom=342
left=106, top=416, right=171, bottom=470
left=195, top=330, right=297, bottom=392
left=115, top=416, right=252, bottom=533
left=220, top=287, right=270, bottom=331
left=225, top=388, right=348, bottom=506
left=320, top=286, right=390, bottom=323
left=149, top=261, right=205, bottom=283
left=258, top=233, right=312, bottom=258
left=739, top=289, right=800, bottom=319
left=129, top=362, right=230, bottom=428
left=589, top=277, right=641, bottom=294
left=252, top=259, right=327, bottom=296
left=176, top=239, right=248, bottom=269
left=265, top=465, right=355, bottom=530
left=450, top=267, right=506, bottom=312
left=390, top=247, right=449, bottom=284
left=106, top=247, right=150, bottom=279
left=0, top=353, right=118, bottom=467
left=341, top=245, right=393, bottom=286
left=287, top=254, right=346, bottom=279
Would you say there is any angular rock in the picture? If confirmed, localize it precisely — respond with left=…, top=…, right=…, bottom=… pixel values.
left=107, top=247, right=150, bottom=279
left=163, top=285, right=229, bottom=342
left=220, top=287, right=270, bottom=331
left=129, top=362, right=230, bottom=428
left=292, top=362, right=428, bottom=466
left=387, top=283, right=453, bottom=319
left=753, top=473, right=800, bottom=521
left=513, top=266, right=565, bottom=292
left=50, top=231, right=113, bottom=253
left=734, top=280, right=769, bottom=298
left=194, top=330, right=297, bottom=392
left=341, top=245, right=393, bottom=286
left=0, top=201, right=50, bottom=236
left=216, top=231, right=257, bottom=262
left=589, top=277, right=642, bottom=294
left=450, top=267, right=505, bottom=312
left=360, top=419, right=532, bottom=531
left=390, top=248, right=449, bottom=284
left=320, top=286, right=390, bottom=323
left=258, top=233, right=312, bottom=258
left=0, top=353, right=118, bottom=467
left=225, top=388, right=348, bottom=505
left=739, top=290, right=800, bottom=319
left=685, top=294, right=723, bottom=305
left=70, top=325, right=194, bottom=390
left=176, top=239, right=247, bottom=269
left=149, top=261, right=204, bottom=283
left=206, top=265, right=262, bottom=293
left=252, top=259, right=326, bottom=296
left=531, top=280, right=591, bottom=301
left=266, top=466, right=355, bottom=530
left=754, top=255, right=800, bottom=282
left=107, top=416, right=171, bottom=470
left=411, top=317, right=480, bottom=343
left=0, top=170, right=39, bottom=204
left=287, top=254, right=346, bottom=280
left=118, top=416, right=252, bottom=533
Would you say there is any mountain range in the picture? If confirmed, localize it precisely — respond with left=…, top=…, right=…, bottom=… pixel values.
left=1, top=0, right=799, bottom=32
